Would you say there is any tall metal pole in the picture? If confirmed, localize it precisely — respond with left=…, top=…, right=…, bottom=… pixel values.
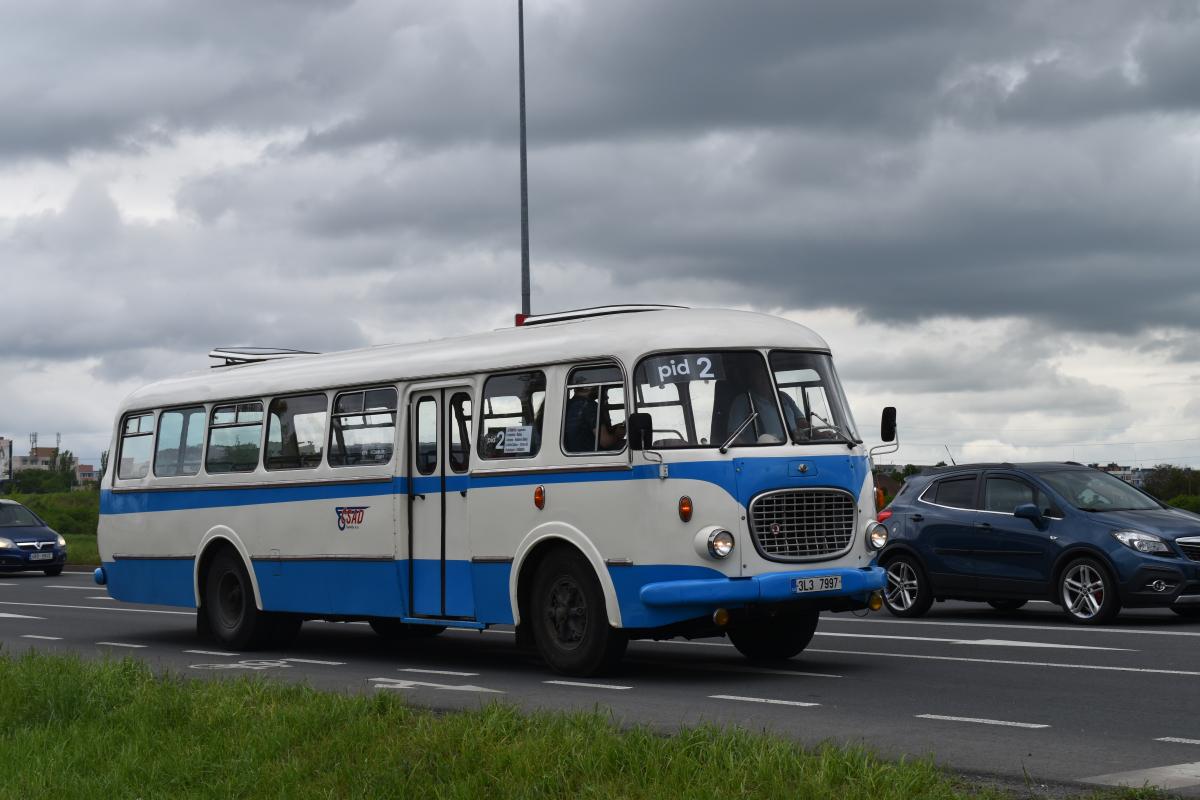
left=518, top=0, right=531, bottom=316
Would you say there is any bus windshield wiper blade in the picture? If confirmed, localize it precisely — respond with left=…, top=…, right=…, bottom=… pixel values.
left=808, top=412, right=858, bottom=450
left=719, top=412, right=759, bottom=454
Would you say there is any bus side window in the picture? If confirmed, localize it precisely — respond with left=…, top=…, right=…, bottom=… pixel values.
left=448, top=392, right=472, bottom=473
left=154, top=407, right=204, bottom=477
left=414, top=397, right=437, bottom=476
left=478, top=371, right=546, bottom=460
left=206, top=402, right=264, bottom=474
left=562, top=364, right=626, bottom=454
left=118, top=413, right=154, bottom=479
left=265, top=394, right=328, bottom=471
left=329, top=387, right=398, bottom=467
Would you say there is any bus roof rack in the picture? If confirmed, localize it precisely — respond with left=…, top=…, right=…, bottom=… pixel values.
left=515, top=304, right=687, bottom=327
left=208, top=347, right=319, bottom=368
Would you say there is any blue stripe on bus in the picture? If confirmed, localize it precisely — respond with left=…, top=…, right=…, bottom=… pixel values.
left=99, top=455, right=869, bottom=515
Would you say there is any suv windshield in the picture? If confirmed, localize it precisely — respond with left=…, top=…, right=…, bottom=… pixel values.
left=0, top=504, right=42, bottom=528
left=1036, top=469, right=1161, bottom=512
left=769, top=351, right=860, bottom=444
left=634, top=351, right=785, bottom=448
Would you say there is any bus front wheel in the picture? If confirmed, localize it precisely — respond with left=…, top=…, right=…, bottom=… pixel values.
left=204, top=548, right=280, bottom=650
left=530, top=547, right=627, bottom=676
left=728, top=608, right=819, bottom=661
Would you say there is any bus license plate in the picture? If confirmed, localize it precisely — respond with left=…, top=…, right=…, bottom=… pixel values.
left=29, top=552, right=53, bottom=561
left=793, top=575, right=841, bottom=593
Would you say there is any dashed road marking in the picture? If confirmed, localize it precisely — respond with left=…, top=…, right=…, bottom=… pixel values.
left=544, top=680, right=632, bottom=691
left=21, top=634, right=62, bottom=640
left=0, top=612, right=45, bottom=620
left=1083, top=761, right=1200, bottom=790
left=824, top=616, right=1200, bottom=638
left=400, top=668, right=480, bottom=677
left=710, top=694, right=819, bottom=707
left=808, top=648, right=1200, bottom=677
left=0, top=601, right=191, bottom=616
left=370, top=677, right=502, bottom=694
left=45, top=585, right=98, bottom=591
left=96, top=641, right=146, bottom=649
left=282, top=657, right=344, bottom=666
left=1157, top=737, right=1200, bottom=746
left=87, top=596, right=116, bottom=601
left=916, top=714, right=1048, bottom=729
left=184, top=650, right=240, bottom=657
left=815, top=631, right=1133, bottom=652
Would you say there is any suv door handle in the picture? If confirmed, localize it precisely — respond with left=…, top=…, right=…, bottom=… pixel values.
left=976, top=522, right=992, bottom=530
left=911, top=514, right=924, bottom=522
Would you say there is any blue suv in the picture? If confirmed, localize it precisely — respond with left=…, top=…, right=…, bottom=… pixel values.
left=877, top=463, right=1200, bottom=624
left=0, top=499, right=67, bottom=577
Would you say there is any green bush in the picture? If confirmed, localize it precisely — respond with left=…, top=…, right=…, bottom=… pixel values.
left=1167, top=495, right=1200, bottom=513
left=1, top=491, right=99, bottom=536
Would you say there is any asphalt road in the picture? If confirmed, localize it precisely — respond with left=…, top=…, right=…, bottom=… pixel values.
left=3, top=570, right=1200, bottom=796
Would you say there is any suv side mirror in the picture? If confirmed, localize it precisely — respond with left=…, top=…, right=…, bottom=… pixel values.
left=1013, top=503, right=1042, bottom=524
left=881, top=407, right=897, bottom=443
left=627, top=413, right=653, bottom=451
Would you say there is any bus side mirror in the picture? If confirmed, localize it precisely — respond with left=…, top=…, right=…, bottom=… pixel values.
left=627, top=413, right=653, bottom=451
left=881, top=407, right=897, bottom=443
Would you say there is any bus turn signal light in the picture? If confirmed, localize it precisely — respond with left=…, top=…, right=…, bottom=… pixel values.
left=869, top=592, right=883, bottom=612
left=875, top=485, right=886, bottom=512
left=534, top=485, right=545, bottom=510
left=678, top=496, right=693, bottom=522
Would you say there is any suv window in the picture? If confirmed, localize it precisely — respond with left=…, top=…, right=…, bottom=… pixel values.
left=984, top=477, right=1036, bottom=513
left=931, top=475, right=977, bottom=509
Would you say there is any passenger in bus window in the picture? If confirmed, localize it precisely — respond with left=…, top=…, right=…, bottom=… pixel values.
left=564, top=385, right=625, bottom=453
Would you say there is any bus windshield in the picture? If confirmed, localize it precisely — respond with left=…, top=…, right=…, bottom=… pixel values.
left=769, top=351, right=860, bottom=444
left=633, top=351, right=785, bottom=448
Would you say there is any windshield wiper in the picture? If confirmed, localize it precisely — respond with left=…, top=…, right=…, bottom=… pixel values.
left=807, top=411, right=858, bottom=450
left=719, top=411, right=759, bottom=454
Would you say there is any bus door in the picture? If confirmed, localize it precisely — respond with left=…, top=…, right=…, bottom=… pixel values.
left=408, top=386, right=476, bottom=619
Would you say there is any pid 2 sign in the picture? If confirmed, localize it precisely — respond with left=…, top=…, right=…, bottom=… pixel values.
left=643, top=354, right=724, bottom=387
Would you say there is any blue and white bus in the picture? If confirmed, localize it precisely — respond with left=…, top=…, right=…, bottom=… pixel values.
left=97, top=306, right=892, bottom=675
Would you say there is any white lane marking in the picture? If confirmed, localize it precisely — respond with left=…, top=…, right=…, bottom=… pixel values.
left=916, top=714, right=1048, bottom=729
left=96, top=641, right=146, bottom=649
left=373, top=680, right=499, bottom=693
left=630, top=654, right=842, bottom=679
left=710, top=694, right=819, bottom=707
left=46, top=585, right=99, bottom=590
left=544, top=680, right=632, bottom=691
left=1158, top=737, right=1200, bottom=746
left=1083, top=761, right=1200, bottom=790
left=87, top=596, right=116, bottom=601
left=399, top=668, right=480, bottom=677
left=0, top=612, right=46, bottom=620
left=281, top=657, right=344, bottom=666
left=815, top=631, right=1132, bottom=652
left=21, top=634, right=62, bottom=640
left=824, top=616, right=1200, bottom=638
left=0, top=601, right=191, bottom=616
left=184, top=650, right=240, bottom=657
left=808, top=648, right=1200, bottom=677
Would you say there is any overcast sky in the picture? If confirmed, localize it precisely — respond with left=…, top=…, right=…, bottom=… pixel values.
left=3, top=0, right=1200, bottom=470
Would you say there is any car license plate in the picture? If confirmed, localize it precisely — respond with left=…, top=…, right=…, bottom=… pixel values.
left=29, top=552, right=53, bottom=561
left=792, top=575, right=841, bottom=593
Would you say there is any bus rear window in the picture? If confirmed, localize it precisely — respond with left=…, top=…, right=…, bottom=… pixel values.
left=206, top=402, right=264, bottom=473
left=118, top=413, right=154, bottom=480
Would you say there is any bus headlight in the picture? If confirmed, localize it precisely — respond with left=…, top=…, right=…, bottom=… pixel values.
left=708, top=529, right=735, bottom=559
left=866, top=521, right=888, bottom=551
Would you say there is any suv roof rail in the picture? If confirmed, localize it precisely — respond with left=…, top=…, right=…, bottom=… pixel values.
left=515, top=304, right=687, bottom=327
left=208, top=347, right=319, bottom=368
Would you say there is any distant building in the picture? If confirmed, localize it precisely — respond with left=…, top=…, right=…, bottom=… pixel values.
left=75, top=464, right=98, bottom=485
left=0, top=437, right=12, bottom=482
left=13, top=446, right=58, bottom=471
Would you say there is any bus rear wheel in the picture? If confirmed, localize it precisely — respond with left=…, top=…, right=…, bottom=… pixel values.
left=728, top=608, right=819, bottom=661
left=530, top=547, right=626, bottom=676
left=204, top=548, right=282, bottom=650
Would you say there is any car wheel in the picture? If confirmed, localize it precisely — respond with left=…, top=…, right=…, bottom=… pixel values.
left=1171, top=605, right=1200, bottom=618
left=203, top=548, right=277, bottom=649
left=883, top=555, right=933, bottom=618
left=369, top=618, right=446, bottom=639
left=43, top=565, right=64, bottom=577
left=1059, top=557, right=1120, bottom=624
left=728, top=608, right=820, bottom=661
left=531, top=547, right=626, bottom=676
left=987, top=599, right=1027, bottom=612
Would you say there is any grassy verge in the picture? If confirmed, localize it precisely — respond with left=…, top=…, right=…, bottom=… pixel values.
left=1, top=491, right=99, bottom=536
left=0, top=651, right=1164, bottom=800
left=63, top=533, right=99, bottom=566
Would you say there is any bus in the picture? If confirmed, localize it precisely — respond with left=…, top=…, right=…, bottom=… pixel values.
left=96, top=306, right=892, bottom=675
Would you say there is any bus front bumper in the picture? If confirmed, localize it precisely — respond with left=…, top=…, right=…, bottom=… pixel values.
left=639, top=566, right=886, bottom=609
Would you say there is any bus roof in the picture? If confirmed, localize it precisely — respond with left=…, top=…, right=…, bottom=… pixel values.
left=118, top=307, right=830, bottom=413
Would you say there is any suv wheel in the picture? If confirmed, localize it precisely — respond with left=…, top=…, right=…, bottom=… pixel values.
left=883, top=555, right=933, bottom=618
left=1059, top=557, right=1119, bottom=624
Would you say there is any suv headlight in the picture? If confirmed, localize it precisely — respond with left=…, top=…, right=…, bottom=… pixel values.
left=56, top=534, right=67, bottom=547
left=1112, top=530, right=1171, bottom=555
left=0, top=538, right=15, bottom=550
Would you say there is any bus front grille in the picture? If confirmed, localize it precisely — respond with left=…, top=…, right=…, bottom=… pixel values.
left=748, top=489, right=856, bottom=561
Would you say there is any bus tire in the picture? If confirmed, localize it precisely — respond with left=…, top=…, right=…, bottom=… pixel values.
left=203, top=548, right=275, bottom=649
left=369, top=618, right=446, bottom=639
left=728, top=608, right=819, bottom=661
left=530, top=546, right=626, bottom=676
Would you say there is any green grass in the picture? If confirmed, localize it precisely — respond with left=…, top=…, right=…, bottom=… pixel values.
left=0, top=651, right=1166, bottom=800
left=63, top=533, right=99, bottom=566
left=2, top=490, right=99, bottom=536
